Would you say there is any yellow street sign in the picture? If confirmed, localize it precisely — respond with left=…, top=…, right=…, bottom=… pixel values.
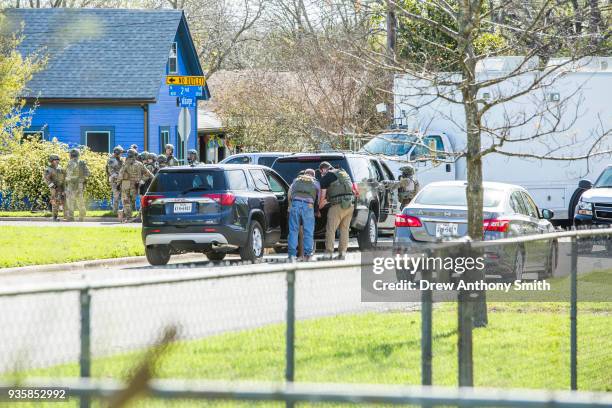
left=166, top=75, right=206, bottom=86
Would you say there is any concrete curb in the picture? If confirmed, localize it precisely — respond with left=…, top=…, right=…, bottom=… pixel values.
left=0, top=254, right=204, bottom=276
left=0, top=217, right=119, bottom=222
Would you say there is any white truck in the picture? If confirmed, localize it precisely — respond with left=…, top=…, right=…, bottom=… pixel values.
left=361, top=56, right=612, bottom=224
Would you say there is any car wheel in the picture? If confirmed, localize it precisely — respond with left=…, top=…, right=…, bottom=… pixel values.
left=205, top=251, right=226, bottom=261
left=145, top=245, right=171, bottom=266
left=513, top=249, right=524, bottom=281
left=240, top=221, right=264, bottom=262
left=358, top=211, right=378, bottom=250
left=542, top=241, right=557, bottom=278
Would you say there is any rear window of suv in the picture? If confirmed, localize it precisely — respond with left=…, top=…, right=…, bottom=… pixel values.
left=273, top=158, right=351, bottom=184
left=415, top=185, right=503, bottom=207
left=148, top=170, right=226, bottom=193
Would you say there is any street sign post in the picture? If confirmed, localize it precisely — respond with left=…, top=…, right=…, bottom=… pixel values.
left=166, top=75, right=206, bottom=86
left=169, top=85, right=203, bottom=97
left=178, top=107, right=191, bottom=143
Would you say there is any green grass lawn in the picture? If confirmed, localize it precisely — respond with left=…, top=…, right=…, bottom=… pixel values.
left=9, top=303, right=611, bottom=407
left=0, top=226, right=143, bottom=268
left=0, top=210, right=114, bottom=217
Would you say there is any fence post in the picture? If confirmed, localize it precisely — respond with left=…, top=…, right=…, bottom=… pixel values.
left=570, top=236, right=578, bottom=390
left=79, top=288, right=91, bottom=408
left=421, top=261, right=432, bottom=386
left=286, top=267, right=296, bottom=408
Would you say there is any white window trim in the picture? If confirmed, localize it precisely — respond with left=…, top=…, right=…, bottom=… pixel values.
left=169, top=42, right=178, bottom=74
left=85, top=130, right=111, bottom=153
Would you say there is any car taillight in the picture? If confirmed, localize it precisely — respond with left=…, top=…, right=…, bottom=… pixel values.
left=141, top=195, right=164, bottom=208
left=483, top=219, right=510, bottom=232
left=395, top=214, right=422, bottom=227
left=352, top=182, right=360, bottom=198
left=204, top=193, right=236, bottom=206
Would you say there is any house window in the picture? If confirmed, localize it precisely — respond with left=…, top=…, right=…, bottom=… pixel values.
left=80, top=127, right=114, bottom=153
left=22, top=130, right=44, bottom=140
left=85, top=131, right=111, bottom=153
left=168, top=42, right=178, bottom=74
left=159, top=127, right=170, bottom=153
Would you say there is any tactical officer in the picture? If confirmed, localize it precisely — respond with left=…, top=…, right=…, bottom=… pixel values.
left=137, top=151, right=147, bottom=163
left=164, top=144, right=179, bottom=166
left=106, top=145, right=124, bottom=215
left=64, top=148, right=90, bottom=221
left=140, top=152, right=157, bottom=195
left=287, top=168, right=320, bottom=261
left=187, top=149, right=199, bottom=166
left=319, top=162, right=355, bottom=259
left=130, top=144, right=139, bottom=153
left=44, top=154, right=65, bottom=221
left=397, top=165, right=419, bottom=208
left=156, top=155, right=167, bottom=172
left=117, top=149, right=154, bottom=222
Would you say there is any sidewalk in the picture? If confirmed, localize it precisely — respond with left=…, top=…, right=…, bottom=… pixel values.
left=0, top=218, right=140, bottom=227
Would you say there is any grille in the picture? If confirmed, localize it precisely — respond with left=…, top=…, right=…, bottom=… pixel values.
left=594, top=202, right=612, bottom=220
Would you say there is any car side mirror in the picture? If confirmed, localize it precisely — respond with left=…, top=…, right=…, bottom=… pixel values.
left=541, top=209, right=554, bottom=220
left=578, top=179, right=593, bottom=190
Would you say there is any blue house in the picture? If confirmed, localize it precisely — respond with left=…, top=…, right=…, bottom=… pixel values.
left=4, top=8, right=208, bottom=161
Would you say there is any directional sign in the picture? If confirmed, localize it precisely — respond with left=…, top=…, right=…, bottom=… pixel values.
left=169, top=85, right=203, bottom=97
left=166, top=75, right=206, bottom=86
left=179, top=96, right=197, bottom=108
left=178, top=107, right=191, bottom=142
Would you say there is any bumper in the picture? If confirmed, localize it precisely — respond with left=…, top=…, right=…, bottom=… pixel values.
left=574, top=214, right=612, bottom=226
left=145, top=233, right=228, bottom=246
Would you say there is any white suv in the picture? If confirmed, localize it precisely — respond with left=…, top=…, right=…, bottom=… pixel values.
left=220, top=152, right=291, bottom=168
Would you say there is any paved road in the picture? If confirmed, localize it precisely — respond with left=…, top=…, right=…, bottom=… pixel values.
left=0, top=242, right=411, bottom=373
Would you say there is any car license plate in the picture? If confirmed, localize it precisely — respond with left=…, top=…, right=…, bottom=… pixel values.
left=173, top=203, right=192, bottom=213
left=436, top=223, right=458, bottom=237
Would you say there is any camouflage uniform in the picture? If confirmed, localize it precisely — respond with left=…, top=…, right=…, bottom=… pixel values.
left=43, top=155, right=65, bottom=221
left=156, top=155, right=167, bottom=172
left=164, top=144, right=179, bottom=166
left=187, top=149, right=199, bottom=166
left=106, top=146, right=124, bottom=214
left=141, top=153, right=157, bottom=195
left=64, top=149, right=90, bottom=221
left=323, top=168, right=355, bottom=256
left=397, top=165, right=419, bottom=208
left=118, top=149, right=153, bottom=221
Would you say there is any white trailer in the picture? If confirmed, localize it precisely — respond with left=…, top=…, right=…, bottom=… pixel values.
left=362, top=56, right=612, bottom=223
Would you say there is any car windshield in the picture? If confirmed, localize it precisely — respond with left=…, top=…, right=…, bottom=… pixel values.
left=594, top=168, right=612, bottom=188
left=148, top=170, right=226, bottom=193
left=415, top=185, right=504, bottom=207
left=360, top=134, right=418, bottom=156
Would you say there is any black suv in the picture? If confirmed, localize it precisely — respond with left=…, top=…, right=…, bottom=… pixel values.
left=141, top=164, right=289, bottom=265
left=272, top=153, right=400, bottom=250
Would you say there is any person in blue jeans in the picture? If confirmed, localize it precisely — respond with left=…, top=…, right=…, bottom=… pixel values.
left=288, top=168, right=320, bottom=261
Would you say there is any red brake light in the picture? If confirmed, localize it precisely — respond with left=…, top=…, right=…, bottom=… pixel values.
left=204, top=193, right=236, bottom=206
left=483, top=219, right=510, bottom=232
left=141, top=195, right=164, bottom=208
left=352, top=182, right=360, bottom=198
left=395, top=214, right=422, bottom=227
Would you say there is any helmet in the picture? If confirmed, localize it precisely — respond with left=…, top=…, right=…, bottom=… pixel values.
left=188, top=149, right=197, bottom=156
left=165, top=144, right=174, bottom=152
left=138, top=151, right=148, bottom=161
left=127, top=149, right=138, bottom=159
left=130, top=144, right=138, bottom=151
left=157, top=155, right=167, bottom=163
left=399, top=165, right=415, bottom=177
left=49, top=154, right=60, bottom=162
left=147, top=152, right=157, bottom=161
left=113, top=145, right=124, bottom=154
left=69, top=148, right=80, bottom=158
